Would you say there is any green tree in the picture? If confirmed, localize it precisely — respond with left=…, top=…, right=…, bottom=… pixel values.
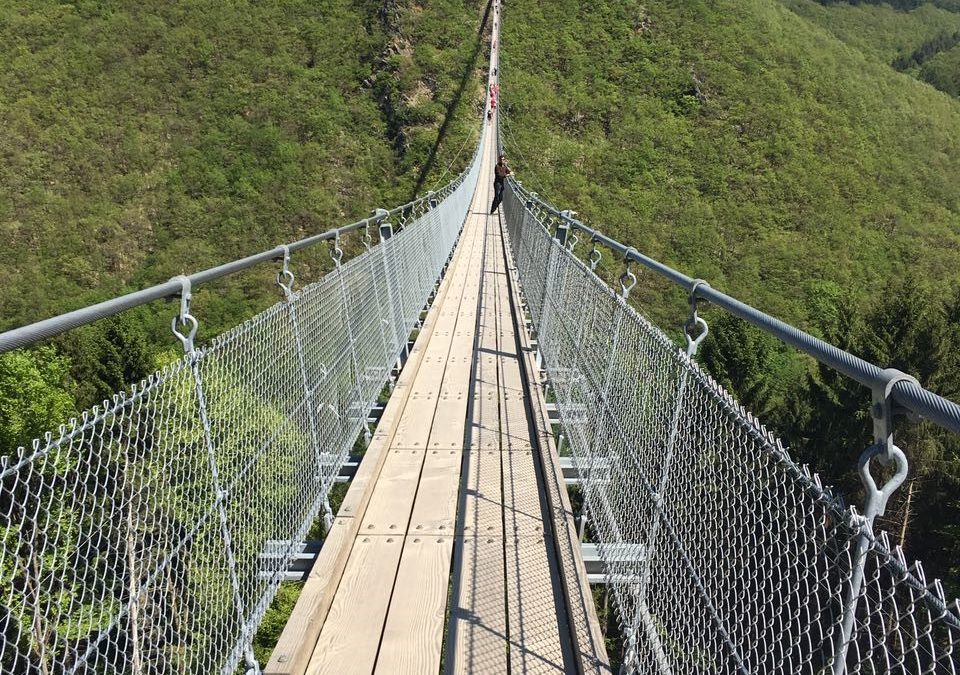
left=0, top=347, right=75, bottom=456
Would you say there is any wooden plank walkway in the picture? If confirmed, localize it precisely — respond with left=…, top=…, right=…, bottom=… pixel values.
left=267, top=104, right=609, bottom=675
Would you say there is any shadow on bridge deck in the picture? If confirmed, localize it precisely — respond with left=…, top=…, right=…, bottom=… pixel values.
left=265, top=117, right=609, bottom=675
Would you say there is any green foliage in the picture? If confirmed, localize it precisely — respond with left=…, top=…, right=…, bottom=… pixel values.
left=782, top=0, right=960, bottom=97
left=782, top=0, right=960, bottom=64
left=0, top=0, right=485, bottom=339
left=0, top=347, right=75, bottom=455
left=0, top=0, right=487, bottom=451
left=500, top=0, right=960, bottom=592
left=53, top=313, right=154, bottom=411
left=250, top=582, right=304, bottom=668
left=699, top=312, right=803, bottom=423
left=920, top=43, right=960, bottom=95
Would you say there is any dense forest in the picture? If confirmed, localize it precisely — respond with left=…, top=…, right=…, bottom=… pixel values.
left=784, top=0, right=960, bottom=95
left=4, top=0, right=960, bottom=665
left=0, top=1, right=490, bottom=669
left=498, top=0, right=960, bottom=596
left=0, top=0, right=487, bottom=448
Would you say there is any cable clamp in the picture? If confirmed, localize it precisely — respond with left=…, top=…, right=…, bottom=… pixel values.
left=330, top=230, right=344, bottom=266
left=275, top=244, right=295, bottom=298
left=170, top=275, right=198, bottom=354
left=619, top=247, right=638, bottom=299
left=684, top=279, right=710, bottom=358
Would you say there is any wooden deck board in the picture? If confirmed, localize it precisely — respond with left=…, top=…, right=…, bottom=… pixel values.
left=359, top=448, right=426, bottom=535
left=428, top=396, right=471, bottom=448
left=446, top=535, right=509, bottom=675
left=503, top=450, right=548, bottom=538
left=408, top=449, right=463, bottom=535
left=459, top=449, right=504, bottom=537
left=390, top=392, right=439, bottom=447
left=374, top=536, right=455, bottom=675
left=306, top=535, right=404, bottom=675
left=505, top=536, right=572, bottom=675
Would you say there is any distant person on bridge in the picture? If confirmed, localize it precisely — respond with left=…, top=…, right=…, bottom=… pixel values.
left=490, top=154, right=511, bottom=214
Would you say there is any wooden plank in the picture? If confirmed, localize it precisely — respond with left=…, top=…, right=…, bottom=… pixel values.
left=391, top=392, right=439, bottom=447
left=305, top=535, right=404, bottom=675
left=503, top=450, right=546, bottom=538
left=374, top=536, right=455, bottom=674
left=473, top=381, right=500, bottom=450
left=500, top=391, right=534, bottom=450
left=446, top=535, right=508, bottom=675
left=268, top=202, right=478, bottom=673
left=418, top=345, right=456, bottom=385
left=458, top=449, right=503, bottom=537
left=504, top=222, right=613, bottom=673
left=504, top=536, right=572, bottom=674
left=408, top=449, right=462, bottom=535
left=427, top=396, right=470, bottom=449
left=264, top=517, right=353, bottom=675
left=439, top=361, right=474, bottom=395
left=360, top=448, right=426, bottom=535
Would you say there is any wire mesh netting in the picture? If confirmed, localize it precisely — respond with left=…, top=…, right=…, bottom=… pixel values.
left=0, top=128, right=484, bottom=675
left=502, top=182, right=960, bottom=674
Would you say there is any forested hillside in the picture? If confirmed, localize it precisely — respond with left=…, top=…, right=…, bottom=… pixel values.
left=0, top=0, right=487, bottom=447
left=783, top=0, right=960, bottom=95
left=499, top=0, right=960, bottom=595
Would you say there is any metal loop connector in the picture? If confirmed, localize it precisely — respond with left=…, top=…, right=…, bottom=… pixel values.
left=619, top=247, right=638, bottom=299
left=362, top=222, right=373, bottom=251
left=275, top=245, right=295, bottom=299
left=858, top=443, right=909, bottom=520
left=169, top=275, right=198, bottom=354
left=330, top=231, right=344, bottom=266
left=684, top=279, right=710, bottom=357
left=589, top=232, right=602, bottom=272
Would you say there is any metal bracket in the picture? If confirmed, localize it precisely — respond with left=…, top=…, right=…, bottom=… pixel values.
left=275, top=244, right=294, bottom=299
left=684, top=280, right=710, bottom=358
left=362, top=222, right=373, bottom=251
left=859, top=443, right=909, bottom=520
left=170, top=275, right=198, bottom=354
left=619, top=247, right=638, bottom=300
left=330, top=230, right=344, bottom=267
left=589, top=232, right=602, bottom=272
left=871, top=368, right=921, bottom=463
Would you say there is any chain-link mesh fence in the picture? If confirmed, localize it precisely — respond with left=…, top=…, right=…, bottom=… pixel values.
left=0, top=128, right=484, bottom=675
left=502, top=181, right=960, bottom=674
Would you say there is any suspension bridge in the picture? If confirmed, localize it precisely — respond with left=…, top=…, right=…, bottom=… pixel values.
left=3, top=2, right=960, bottom=673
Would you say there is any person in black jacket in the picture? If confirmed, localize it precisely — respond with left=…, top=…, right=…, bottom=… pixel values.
left=490, top=155, right=511, bottom=214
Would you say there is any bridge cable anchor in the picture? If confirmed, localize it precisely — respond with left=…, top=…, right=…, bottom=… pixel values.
left=330, top=230, right=344, bottom=267
left=684, top=279, right=710, bottom=358
left=362, top=221, right=373, bottom=252
left=834, top=368, right=917, bottom=675
left=619, top=247, right=638, bottom=300
left=275, top=244, right=295, bottom=299
left=169, top=275, right=198, bottom=354
left=589, top=232, right=602, bottom=272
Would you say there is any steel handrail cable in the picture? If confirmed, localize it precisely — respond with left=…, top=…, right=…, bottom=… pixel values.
left=509, top=180, right=960, bottom=436
left=0, top=157, right=478, bottom=354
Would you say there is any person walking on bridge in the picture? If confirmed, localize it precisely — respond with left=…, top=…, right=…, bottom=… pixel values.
left=490, top=154, right=511, bottom=214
